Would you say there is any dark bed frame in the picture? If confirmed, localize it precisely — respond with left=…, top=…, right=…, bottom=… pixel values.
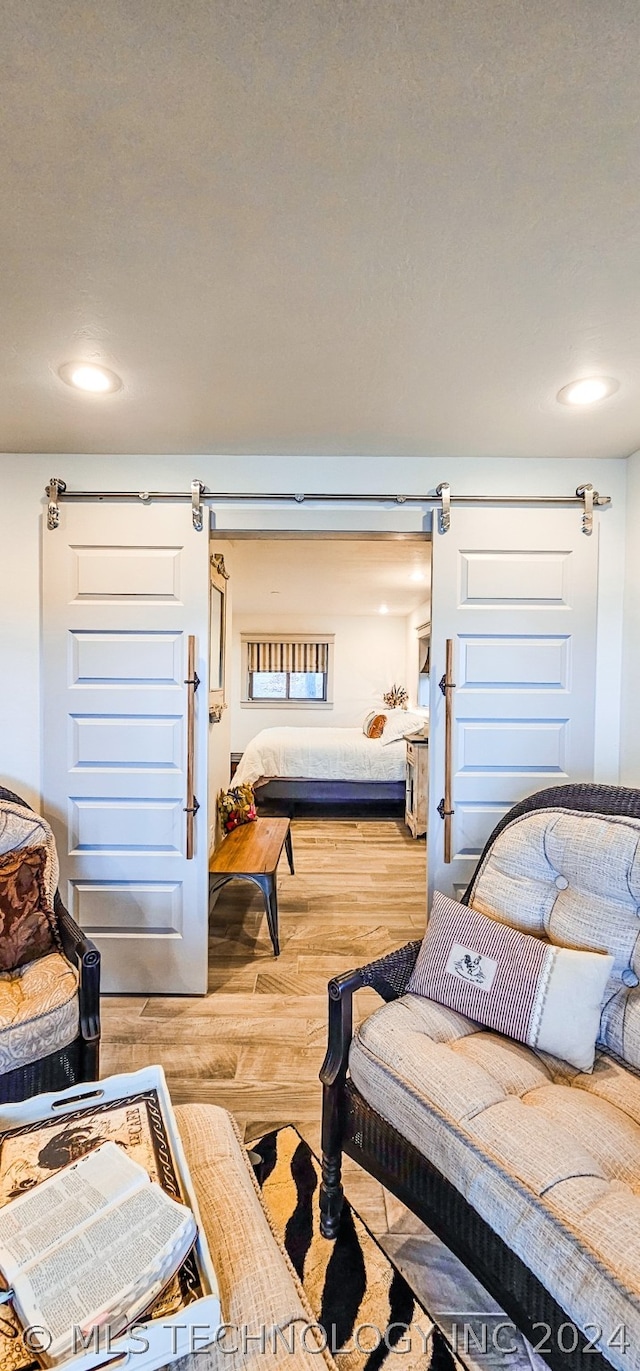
left=318, top=783, right=640, bottom=1371
left=255, top=777, right=405, bottom=816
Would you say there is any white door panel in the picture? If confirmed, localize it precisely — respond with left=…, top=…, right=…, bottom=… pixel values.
left=429, top=508, right=598, bottom=901
left=70, top=632, right=184, bottom=686
left=43, top=504, right=209, bottom=994
left=70, top=546, right=183, bottom=600
left=459, top=637, right=570, bottom=690
left=459, top=550, right=572, bottom=603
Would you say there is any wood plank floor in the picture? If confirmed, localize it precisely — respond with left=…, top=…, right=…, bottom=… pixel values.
left=101, top=818, right=426, bottom=1230
left=100, top=818, right=538, bottom=1367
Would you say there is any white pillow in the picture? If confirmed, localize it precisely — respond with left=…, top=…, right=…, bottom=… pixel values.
left=381, top=710, right=425, bottom=745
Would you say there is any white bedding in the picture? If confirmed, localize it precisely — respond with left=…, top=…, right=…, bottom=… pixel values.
left=233, top=726, right=407, bottom=788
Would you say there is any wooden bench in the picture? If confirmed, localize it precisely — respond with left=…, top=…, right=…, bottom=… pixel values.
left=208, top=818, right=294, bottom=957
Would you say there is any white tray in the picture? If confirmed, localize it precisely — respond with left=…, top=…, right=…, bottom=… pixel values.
left=0, top=1067, right=221, bottom=1371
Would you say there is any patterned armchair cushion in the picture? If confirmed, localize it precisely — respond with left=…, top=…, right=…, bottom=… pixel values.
left=0, top=846, right=61, bottom=972
left=349, top=996, right=640, bottom=1371
left=467, top=807, right=640, bottom=1070
left=0, top=952, right=79, bottom=1073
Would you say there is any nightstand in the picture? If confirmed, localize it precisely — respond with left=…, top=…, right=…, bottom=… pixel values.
left=404, top=732, right=429, bottom=838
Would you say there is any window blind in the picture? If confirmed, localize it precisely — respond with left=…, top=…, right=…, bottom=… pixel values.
left=247, top=640, right=329, bottom=673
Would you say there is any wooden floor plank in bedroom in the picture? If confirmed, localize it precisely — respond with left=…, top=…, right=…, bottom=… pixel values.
left=100, top=817, right=426, bottom=1232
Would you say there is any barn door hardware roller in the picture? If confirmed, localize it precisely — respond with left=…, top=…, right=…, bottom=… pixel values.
left=436, top=483, right=450, bottom=533
left=46, top=477, right=66, bottom=530
left=576, top=483, right=600, bottom=536
left=191, top=479, right=205, bottom=531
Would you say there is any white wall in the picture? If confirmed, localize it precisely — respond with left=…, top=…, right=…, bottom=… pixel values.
left=231, top=612, right=407, bottom=750
left=621, top=451, right=640, bottom=785
left=0, top=452, right=627, bottom=805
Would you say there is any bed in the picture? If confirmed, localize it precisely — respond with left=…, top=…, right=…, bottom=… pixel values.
left=231, top=725, right=414, bottom=813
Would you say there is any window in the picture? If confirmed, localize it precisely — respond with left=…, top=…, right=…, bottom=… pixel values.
left=250, top=671, right=326, bottom=701
left=241, top=636, right=334, bottom=706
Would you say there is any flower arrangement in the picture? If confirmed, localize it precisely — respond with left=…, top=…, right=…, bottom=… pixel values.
left=218, top=783, right=257, bottom=834
left=383, top=683, right=409, bottom=710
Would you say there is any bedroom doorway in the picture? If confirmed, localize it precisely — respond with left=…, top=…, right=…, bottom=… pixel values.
left=208, top=529, right=432, bottom=992
left=217, top=533, right=431, bottom=827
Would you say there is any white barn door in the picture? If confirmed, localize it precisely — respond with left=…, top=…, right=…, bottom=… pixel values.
left=43, top=503, right=210, bottom=994
left=429, top=507, right=599, bottom=902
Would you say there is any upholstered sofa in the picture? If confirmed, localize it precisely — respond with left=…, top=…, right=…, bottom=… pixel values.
left=0, top=785, right=100, bottom=1101
left=320, top=784, right=640, bottom=1371
left=175, top=1105, right=338, bottom=1371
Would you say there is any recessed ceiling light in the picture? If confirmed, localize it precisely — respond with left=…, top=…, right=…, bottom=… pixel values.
left=58, top=361, right=122, bottom=393
left=556, top=376, right=619, bottom=406
left=379, top=603, right=389, bottom=615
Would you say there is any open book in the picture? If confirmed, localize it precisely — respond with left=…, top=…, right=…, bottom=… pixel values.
left=0, top=1141, right=197, bottom=1366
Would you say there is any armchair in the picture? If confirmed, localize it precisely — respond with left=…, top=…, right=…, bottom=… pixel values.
left=320, top=783, right=640, bottom=1371
left=0, top=785, right=100, bottom=1102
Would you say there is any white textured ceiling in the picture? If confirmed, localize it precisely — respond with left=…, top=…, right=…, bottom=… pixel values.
left=1, top=1, right=640, bottom=458
left=230, top=539, right=431, bottom=617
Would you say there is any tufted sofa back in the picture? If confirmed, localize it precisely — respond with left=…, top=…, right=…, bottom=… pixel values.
left=467, top=806, right=640, bottom=1070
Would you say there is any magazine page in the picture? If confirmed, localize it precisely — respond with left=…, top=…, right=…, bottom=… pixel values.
left=0, top=1089, right=205, bottom=1371
left=14, top=1183, right=196, bottom=1362
left=0, top=1144, right=148, bottom=1281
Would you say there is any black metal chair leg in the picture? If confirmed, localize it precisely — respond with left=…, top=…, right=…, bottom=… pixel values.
left=285, top=824, right=295, bottom=875
left=254, top=874, right=280, bottom=957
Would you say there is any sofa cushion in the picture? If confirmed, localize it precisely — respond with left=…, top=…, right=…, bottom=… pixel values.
left=468, top=807, right=640, bottom=1071
left=174, top=1104, right=337, bottom=1371
left=0, top=952, right=79, bottom=1073
left=349, top=995, right=640, bottom=1371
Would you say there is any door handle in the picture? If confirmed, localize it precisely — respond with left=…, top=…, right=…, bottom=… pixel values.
left=184, top=635, right=200, bottom=860
left=438, top=638, right=455, bottom=864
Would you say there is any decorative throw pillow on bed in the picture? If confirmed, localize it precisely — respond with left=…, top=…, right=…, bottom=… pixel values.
left=381, top=710, right=425, bottom=745
left=0, top=845, right=61, bottom=973
left=407, top=890, right=614, bottom=1072
left=218, top=784, right=257, bottom=834
left=363, top=712, right=387, bottom=739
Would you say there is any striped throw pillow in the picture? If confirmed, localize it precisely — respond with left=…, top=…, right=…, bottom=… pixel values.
left=407, top=891, right=614, bottom=1072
